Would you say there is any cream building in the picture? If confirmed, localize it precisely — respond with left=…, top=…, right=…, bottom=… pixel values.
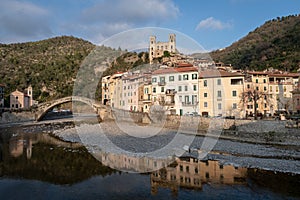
left=199, top=70, right=244, bottom=118
left=244, top=71, right=298, bottom=116
left=149, top=34, right=176, bottom=64
left=101, top=75, right=111, bottom=105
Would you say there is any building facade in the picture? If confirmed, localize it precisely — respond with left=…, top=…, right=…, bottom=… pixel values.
left=151, top=65, right=199, bottom=115
left=199, top=70, right=244, bottom=118
left=10, top=86, right=33, bottom=109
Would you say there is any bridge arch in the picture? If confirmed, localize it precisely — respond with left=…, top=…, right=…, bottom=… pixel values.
left=35, top=96, right=96, bottom=121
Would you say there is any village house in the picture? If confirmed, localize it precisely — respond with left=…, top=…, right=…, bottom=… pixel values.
left=198, top=70, right=245, bottom=118
left=151, top=64, right=199, bottom=115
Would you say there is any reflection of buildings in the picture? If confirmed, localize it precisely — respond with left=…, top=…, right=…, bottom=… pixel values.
left=97, top=151, right=174, bottom=173
left=9, top=136, right=32, bottom=159
left=151, top=157, right=247, bottom=196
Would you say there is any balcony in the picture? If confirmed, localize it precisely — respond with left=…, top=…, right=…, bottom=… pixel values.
left=158, top=81, right=166, bottom=86
left=165, top=89, right=176, bottom=96
left=182, top=102, right=197, bottom=107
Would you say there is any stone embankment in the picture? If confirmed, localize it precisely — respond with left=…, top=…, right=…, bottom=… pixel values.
left=0, top=111, right=35, bottom=124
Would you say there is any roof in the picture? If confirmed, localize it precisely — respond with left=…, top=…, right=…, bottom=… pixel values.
left=152, top=67, right=198, bottom=75
left=0, top=84, right=5, bottom=87
left=247, top=71, right=269, bottom=75
left=199, top=70, right=244, bottom=78
left=268, top=73, right=300, bottom=78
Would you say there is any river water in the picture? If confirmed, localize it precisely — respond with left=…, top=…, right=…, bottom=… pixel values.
left=0, top=125, right=299, bottom=200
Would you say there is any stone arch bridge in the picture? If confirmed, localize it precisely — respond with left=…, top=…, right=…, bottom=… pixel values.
left=35, top=96, right=111, bottom=121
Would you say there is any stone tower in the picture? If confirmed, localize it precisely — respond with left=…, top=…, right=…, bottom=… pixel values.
left=27, top=85, right=33, bottom=106
left=149, top=34, right=176, bottom=64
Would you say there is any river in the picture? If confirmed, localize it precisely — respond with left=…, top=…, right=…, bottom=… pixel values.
left=0, top=123, right=299, bottom=199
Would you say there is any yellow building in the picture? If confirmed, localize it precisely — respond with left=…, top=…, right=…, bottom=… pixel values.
left=151, top=157, right=247, bottom=196
left=198, top=70, right=244, bottom=118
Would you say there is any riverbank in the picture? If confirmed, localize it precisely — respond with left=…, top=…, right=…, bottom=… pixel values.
left=49, top=120, right=300, bottom=174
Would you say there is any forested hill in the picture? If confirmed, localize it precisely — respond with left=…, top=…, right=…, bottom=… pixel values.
left=211, top=15, right=300, bottom=71
left=0, top=36, right=96, bottom=102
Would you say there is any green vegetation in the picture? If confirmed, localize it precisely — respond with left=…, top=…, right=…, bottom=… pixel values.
left=0, top=36, right=95, bottom=103
left=211, top=15, right=300, bottom=71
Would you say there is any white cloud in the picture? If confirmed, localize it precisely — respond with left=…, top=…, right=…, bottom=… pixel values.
left=78, top=0, right=179, bottom=41
left=0, top=0, right=52, bottom=43
left=196, top=17, right=232, bottom=31
left=82, top=0, right=179, bottom=24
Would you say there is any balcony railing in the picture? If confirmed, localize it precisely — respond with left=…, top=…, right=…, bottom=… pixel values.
left=182, top=102, right=197, bottom=106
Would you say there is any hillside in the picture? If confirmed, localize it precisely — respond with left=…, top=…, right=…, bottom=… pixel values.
left=0, top=36, right=96, bottom=103
left=0, top=36, right=150, bottom=104
left=211, top=15, right=300, bottom=71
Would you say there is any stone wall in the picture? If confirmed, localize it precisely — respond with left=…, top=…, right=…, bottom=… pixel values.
left=110, top=110, right=292, bottom=134
left=0, top=111, right=35, bottom=124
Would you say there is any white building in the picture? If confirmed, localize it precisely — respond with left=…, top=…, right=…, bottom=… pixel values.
left=151, top=64, right=199, bottom=115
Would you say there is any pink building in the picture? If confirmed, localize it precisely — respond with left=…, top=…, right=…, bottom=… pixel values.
left=10, top=86, right=33, bottom=109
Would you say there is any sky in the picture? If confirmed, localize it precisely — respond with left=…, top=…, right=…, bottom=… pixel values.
left=0, top=0, right=299, bottom=51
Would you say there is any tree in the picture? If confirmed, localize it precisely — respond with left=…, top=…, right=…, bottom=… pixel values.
left=240, top=88, right=270, bottom=120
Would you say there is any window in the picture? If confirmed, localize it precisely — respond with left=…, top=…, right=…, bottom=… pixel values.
left=232, top=103, right=237, bottom=109
left=265, top=103, right=267, bottom=108
left=276, top=86, right=278, bottom=92
left=183, top=74, right=189, bottom=80
left=153, top=87, right=156, bottom=93
left=161, top=87, right=165, bottom=93
left=178, top=86, right=182, bottom=92
left=169, top=76, right=174, bottom=81
left=217, top=79, right=221, bottom=85
left=185, top=85, right=188, bottom=91
left=178, top=75, right=182, bottom=81
left=192, top=95, right=197, bottom=104
left=232, top=90, right=237, bottom=97
left=247, top=84, right=250, bottom=89
left=217, top=90, right=222, bottom=98
left=264, top=86, right=267, bottom=91
left=256, top=86, right=259, bottom=91
left=284, top=86, right=286, bottom=92
left=204, top=93, right=207, bottom=98
left=256, top=79, right=258, bottom=83
left=263, top=79, right=266, bottom=83
left=204, top=80, right=207, bottom=87
left=152, top=77, right=157, bottom=83
left=218, top=103, right=222, bottom=110
left=192, top=73, right=198, bottom=80
left=145, top=88, right=149, bottom=94
left=193, top=85, right=197, bottom=91
left=270, top=86, right=273, bottom=92
left=204, top=102, right=208, bottom=107
left=159, top=76, right=165, bottom=83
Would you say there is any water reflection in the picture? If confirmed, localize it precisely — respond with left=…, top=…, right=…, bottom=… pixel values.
left=0, top=127, right=299, bottom=199
left=151, top=157, right=247, bottom=196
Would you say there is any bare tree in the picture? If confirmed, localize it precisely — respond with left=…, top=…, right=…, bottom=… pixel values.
left=240, top=88, right=270, bottom=120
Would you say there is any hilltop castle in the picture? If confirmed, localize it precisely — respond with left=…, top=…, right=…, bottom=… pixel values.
left=149, top=33, right=176, bottom=64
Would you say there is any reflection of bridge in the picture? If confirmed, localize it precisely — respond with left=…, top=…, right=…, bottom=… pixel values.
left=35, top=96, right=111, bottom=121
